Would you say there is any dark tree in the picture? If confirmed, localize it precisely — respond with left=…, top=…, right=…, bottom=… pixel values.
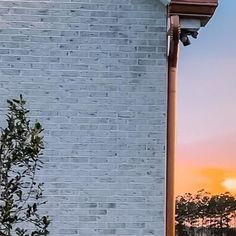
left=207, top=192, right=236, bottom=236
left=0, top=96, right=50, bottom=236
left=176, top=190, right=236, bottom=236
left=175, top=192, right=199, bottom=236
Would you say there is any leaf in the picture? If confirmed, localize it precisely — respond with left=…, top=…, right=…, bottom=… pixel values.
left=7, top=100, right=13, bottom=106
left=32, top=203, right=37, bottom=212
left=34, top=122, right=41, bottom=130
left=13, top=99, right=20, bottom=104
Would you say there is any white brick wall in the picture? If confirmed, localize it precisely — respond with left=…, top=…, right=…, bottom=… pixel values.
left=0, top=0, right=167, bottom=235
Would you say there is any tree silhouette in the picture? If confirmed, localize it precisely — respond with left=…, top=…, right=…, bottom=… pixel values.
left=175, top=192, right=198, bottom=235
left=176, top=190, right=236, bottom=236
left=207, top=192, right=236, bottom=236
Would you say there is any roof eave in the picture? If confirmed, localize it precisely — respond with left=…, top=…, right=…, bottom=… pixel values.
left=169, top=0, right=218, bottom=26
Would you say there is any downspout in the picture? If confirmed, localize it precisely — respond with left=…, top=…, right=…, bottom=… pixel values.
left=166, top=15, right=180, bottom=236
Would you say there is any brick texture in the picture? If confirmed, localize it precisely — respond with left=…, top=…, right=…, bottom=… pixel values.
left=0, top=0, right=167, bottom=235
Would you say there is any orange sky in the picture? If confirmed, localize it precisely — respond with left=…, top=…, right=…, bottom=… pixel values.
left=175, top=134, right=236, bottom=195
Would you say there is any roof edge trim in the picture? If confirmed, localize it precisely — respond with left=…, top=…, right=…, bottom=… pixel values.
left=169, top=0, right=218, bottom=26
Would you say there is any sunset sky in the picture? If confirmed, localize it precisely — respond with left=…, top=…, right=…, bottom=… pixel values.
left=176, top=0, right=236, bottom=195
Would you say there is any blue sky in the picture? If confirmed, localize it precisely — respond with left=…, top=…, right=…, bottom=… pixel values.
left=178, top=0, right=236, bottom=143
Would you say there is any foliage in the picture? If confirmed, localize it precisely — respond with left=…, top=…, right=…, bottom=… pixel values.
left=175, top=190, right=236, bottom=236
left=0, top=96, right=50, bottom=236
left=207, top=193, right=236, bottom=235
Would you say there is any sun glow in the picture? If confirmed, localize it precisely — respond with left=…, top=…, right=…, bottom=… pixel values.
left=222, top=178, right=236, bottom=192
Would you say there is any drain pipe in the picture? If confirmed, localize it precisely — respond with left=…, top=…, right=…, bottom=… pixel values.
left=166, top=15, right=180, bottom=236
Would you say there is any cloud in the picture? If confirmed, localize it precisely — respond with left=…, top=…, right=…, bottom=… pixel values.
left=175, top=166, right=236, bottom=195
left=199, top=168, right=236, bottom=193
left=222, top=178, right=236, bottom=192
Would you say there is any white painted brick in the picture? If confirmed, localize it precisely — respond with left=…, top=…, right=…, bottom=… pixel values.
left=0, top=0, right=167, bottom=235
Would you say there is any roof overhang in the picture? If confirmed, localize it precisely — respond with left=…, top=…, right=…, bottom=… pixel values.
left=169, top=0, right=218, bottom=26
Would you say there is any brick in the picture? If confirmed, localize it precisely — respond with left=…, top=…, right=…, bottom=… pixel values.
left=0, top=0, right=167, bottom=235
